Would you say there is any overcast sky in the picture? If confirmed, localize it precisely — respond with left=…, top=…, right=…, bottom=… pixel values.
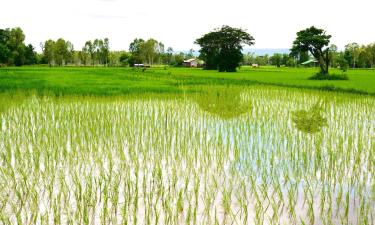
left=1, top=0, right=374, bottom=52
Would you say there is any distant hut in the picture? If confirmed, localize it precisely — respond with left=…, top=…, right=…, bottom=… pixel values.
left=183, top=58, right=198, bottom=67
left=301, top=59, right=318, bottom=67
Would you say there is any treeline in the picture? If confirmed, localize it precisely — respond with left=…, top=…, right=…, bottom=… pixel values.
left=0, top=27, right=194, bottom=67
left=243, top=51, right=313, bottom=67
left=245, top=43, right=375, bottom=69
left=2, top=27, right=375, bottom=69
left=243, top=53, right=299, bottom=67
left=332, top=43, right=375, bottom=68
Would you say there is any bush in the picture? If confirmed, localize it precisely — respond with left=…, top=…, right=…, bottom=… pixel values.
left=309, top=73, right=349, bottom=80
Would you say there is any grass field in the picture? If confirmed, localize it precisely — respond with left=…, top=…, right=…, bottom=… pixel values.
left=0, top=67, right=374, bottom=224
left=0, top=66, right=375, bottom=96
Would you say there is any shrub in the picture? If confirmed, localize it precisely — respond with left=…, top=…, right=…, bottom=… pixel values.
left=309, top=73, right=349, bottom=80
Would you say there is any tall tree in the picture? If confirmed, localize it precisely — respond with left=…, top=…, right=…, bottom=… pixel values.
left=102, top=38, right=110, bottom=66
left=54, top=38, right=69, bottom=66
left=291, top=26, right=331, bottom=75
left=43, top=39, right=56, bottom=66
left=0, top=29, right=10, bottom=64
left=24, top=44, right=37, bottom=65
left=84, top=41, right=95, bottom=66
left=329, top=44, right=338, bottom=67
left=370, top=43, right=375, bottom=67
left=344, top=43, right=360, bottom=68
left=195, top=25, right=255, bottom=72
left=129, top=38, right=145, bottom=65
left=166, top=47, right=174, bottom=65
left=141, top=39, right=158, bottom=65
left=8, top=27, right=26, bottom=66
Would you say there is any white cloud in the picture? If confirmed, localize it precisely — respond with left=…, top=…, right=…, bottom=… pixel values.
left=1, top=0, right=374, bottom=52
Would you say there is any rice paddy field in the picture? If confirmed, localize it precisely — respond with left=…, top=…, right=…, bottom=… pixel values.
left=0, top=67, right=374, bottom=224
left=0, top=83, right=375, bottom=224
left=1, top=67, right=375, bottom=96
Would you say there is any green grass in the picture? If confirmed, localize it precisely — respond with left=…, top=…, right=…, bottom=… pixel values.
left=0, top=66, right=374, bottom=96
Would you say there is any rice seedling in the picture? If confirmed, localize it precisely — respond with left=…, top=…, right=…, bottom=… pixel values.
left=0, top=85, right=373, bottom=224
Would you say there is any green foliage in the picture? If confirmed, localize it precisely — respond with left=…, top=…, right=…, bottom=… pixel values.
left=292, top=102, right=327, bottom=133
left=119, top=52, right=131, bottom=66
left=79, top=38, right=109, bottom=66
left=336, top=54, right=349, bottom=72
left=0, top=27, right=37, bottom=66
left=291, top=26, right=331, bottom=75
left=195, top=25, right=255, bottom=72
left=344, top=43, right=359, bottom=68
left=309, top=73, right=349, bottom=80
left=128, top=38, right=164, bottom=66
left=270, top=54, right=282, bottom=67
left=43, top=38, right=74, bottom=66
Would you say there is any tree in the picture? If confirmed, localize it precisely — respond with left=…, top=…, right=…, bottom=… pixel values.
left=370, top=44, right=375, bottom=67
left=195, top=25, right=255, bottom=72
left=0, top=27, right=36, bottom=66
left=119, top=52, right=131, bottom=66
left=54, top=38, right=69, bottom=66
left=102, top=38, right=110, bottom=66
left=43, top=39, right=56, bottom=66
left=329, top=44, right=338, bottom=67
left=83, top=41, right=94, bottom=66
left=156, top=42, right=165, bottom=64
left=65, top=41, right=74, bottom=65
left=166, top=47, right=174, bottom=64
left=344, top=43, right=359, bottom=68
left=255, top=55, right=268, bottom=66
left=8, top=27, right=26, bottom=66
left=42, top=38, right=73, bottom=66
left=336, top=53, right=349, bottom=72
left=129, top=38, right=145, bottom=65
left=140, top=39, right=158, bottom=65
left=128, top=38, right=164, bottom=66
left=24, top=44, right=37, bottom=65
left=80, top=47, right=89, bottom=66
left=0, top=29, right=10, bottom=64
left=270, top=53, right=282, bottom=67
left=186, top=49, right=195, bottom=58
left=242, top=52, right=255, bottom=65
left=291, top=26, right=332, bottom=75
left=369, top=43, right=375, bottom=68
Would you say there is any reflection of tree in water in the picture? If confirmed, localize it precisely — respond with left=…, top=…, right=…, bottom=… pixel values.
left=196, top=86, right=251, bottom=119
left=292, top=102, right=327, bottom=133
left=0, top=93, right=26, bottom=115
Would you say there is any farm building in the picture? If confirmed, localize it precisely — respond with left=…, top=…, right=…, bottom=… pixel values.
left=183, top=58, right=198, bottom=67
left=301, top=59, right=318, bottom=66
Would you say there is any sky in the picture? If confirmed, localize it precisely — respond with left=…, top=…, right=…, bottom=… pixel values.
left=1, top=0, right=374, bottom=52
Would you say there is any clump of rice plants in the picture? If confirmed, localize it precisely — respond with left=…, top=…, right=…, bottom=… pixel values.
left=292, top=102, right=327, bottom=133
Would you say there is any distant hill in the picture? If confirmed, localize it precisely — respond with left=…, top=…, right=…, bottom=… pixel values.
left=243, top=48, right=290, bottom=56
left=177, top=48, right=290, bottom=57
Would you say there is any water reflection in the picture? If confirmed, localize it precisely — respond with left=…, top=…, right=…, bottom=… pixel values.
left=0, top=92, right=26, bottom=115
left=292, top=102, right=327, bottom=133
left=195, top=86, right=251, bottom=119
